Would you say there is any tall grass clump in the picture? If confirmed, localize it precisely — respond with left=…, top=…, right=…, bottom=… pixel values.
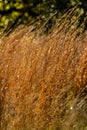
left=0, top=7, right=87, bottom=130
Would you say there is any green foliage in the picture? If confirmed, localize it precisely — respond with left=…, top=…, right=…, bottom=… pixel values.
left=0, top=0, right=87, bottom=32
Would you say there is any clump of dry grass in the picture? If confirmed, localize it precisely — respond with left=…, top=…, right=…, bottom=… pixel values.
left=0, top=8, right=87, bottom=130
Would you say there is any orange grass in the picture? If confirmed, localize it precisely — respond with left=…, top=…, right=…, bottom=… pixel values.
left=0, top=9, right=87, bottom=130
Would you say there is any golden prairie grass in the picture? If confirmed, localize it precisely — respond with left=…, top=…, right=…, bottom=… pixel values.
left=0, top=8, right=87, bottom=130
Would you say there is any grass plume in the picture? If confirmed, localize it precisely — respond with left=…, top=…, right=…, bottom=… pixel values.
left=0, top=8, right=87, bottom=130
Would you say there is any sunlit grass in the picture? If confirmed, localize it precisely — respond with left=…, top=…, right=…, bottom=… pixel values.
left=0, top=8, right=87, bottom=130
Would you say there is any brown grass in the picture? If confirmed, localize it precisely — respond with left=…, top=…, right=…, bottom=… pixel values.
left=0, top=9, right=87, bottom=130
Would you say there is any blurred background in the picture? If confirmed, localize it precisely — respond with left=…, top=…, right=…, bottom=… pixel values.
left=0, top=0, right=87, bottom=33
